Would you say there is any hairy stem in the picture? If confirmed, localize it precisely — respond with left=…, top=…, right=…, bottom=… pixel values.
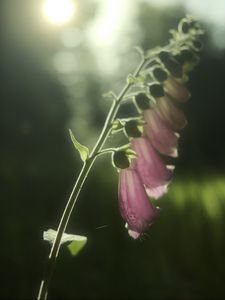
left=37, top=56, right=146, bottom=300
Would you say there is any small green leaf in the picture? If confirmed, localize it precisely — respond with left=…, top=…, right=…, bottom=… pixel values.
left=134, top=46, right=144, bottom=58
left=43, top=229, right=87, bottom=256
left=102, top=91, right=117, bottom=100
left=67, top=238, right=87, bottom=256
left=69, top=129, right=89, bottom=162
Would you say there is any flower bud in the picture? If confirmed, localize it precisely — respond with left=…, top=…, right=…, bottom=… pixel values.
left=135, top=93, right=150, bottom=110
left=179, top=20, right=190, bottom=34
left=192, top=39, right=203, bottom=52
left=124, top=120, right=142, bottom=138
left=159, top=51, right=183, bottom=78
left=188, top=19, right=199, bottom=30
left=178, top=17, right=198, bottom=33
left=152, top=67, right=168, bottom=82
left=174, top=49, right=194, bottom=64
left=149, top=83, right=165, bottom=98
left=112, top=151, right=130, bottom=169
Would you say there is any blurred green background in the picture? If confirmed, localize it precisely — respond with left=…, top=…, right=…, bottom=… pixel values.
left=1, top=0, right=225, bottom=299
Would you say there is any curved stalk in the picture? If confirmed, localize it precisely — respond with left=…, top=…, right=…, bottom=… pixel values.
left=37, top=56, right=146, bottom=300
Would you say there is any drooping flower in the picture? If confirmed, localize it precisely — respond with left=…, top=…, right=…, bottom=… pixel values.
left=144, top=109, right=179, bottom=157
left=154, top=96, right=187, bottom=131
left=118, top=168, right=160, bottom=239
left=131, top=137, right=174, bottom=199
left=163, top=76, right=190, bottom=103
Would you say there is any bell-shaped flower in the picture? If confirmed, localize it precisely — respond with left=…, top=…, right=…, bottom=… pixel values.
left=131, top=137, right=174, bottom=199
left=163, top=76, right=190, bottom=102
left=144, top=109, right=179, bottom=158
left=155, top=96, right=187, bottom=131
left=118, top=168, right=160, bottom=239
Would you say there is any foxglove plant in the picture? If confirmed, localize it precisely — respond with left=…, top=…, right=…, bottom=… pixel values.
left=38, top=16, right=203, bottom=300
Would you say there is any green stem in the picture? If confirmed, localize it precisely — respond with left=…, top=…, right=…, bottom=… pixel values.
left=37, top=56, right=146, bottom=300
left=92, top=148, right=117, bottom=159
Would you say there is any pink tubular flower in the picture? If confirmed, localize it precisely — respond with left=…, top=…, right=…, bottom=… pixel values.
left=155, top=96, right=187, bottom=131
left=119, top=168, right=160, bottom=239
left=144, top=109, right=179, bottom=158
left=131, top=137, right=174, bottom=199
left=163, top=76, right=190, bottom=102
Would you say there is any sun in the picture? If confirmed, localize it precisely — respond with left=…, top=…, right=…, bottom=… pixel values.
left=43, top=0, right=76, bottom=25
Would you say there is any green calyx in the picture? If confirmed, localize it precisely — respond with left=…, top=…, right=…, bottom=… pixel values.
left=178, top=16, right=201, bottom=35
left=112, top=147, right=136, bottom=169
left=192, top=39, right=203, bottom=52
left=149, top=83, right=165, bottom=98
left=134, top=93, right=151, bottom=111
left=159, top=51, right=183, bottom=78
left=124, top=120, right=143, bottom=138
left=174, top=48, right=195, bottom=64
left=112, top=150, right=130, bottom=169
left=152, top=67, right=168, bottom=82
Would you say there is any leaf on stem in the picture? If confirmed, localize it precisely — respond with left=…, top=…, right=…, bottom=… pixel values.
left=43, top=229, right=87, bottom=256
left=102, top=91, right=117, bottom=101
left=133, top=46, right=144, bottom=58
left=69, top=129, right=89, bottom=162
